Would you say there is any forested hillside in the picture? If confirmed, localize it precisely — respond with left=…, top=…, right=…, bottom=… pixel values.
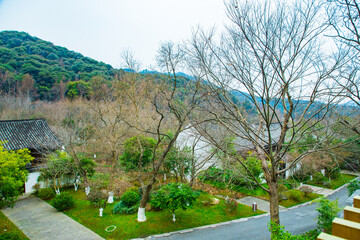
left=0, top=31, right=116, bottom=100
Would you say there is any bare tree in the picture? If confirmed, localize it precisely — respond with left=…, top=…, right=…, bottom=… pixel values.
left=326, top=0, right=360, bottom=135
left=188, top=0, right=343, bottom=226
left=327, top=0, right=360, bottom=103
left=126, top=42, right=206, bottom=222
left=327, top=0, right=360, bottom=52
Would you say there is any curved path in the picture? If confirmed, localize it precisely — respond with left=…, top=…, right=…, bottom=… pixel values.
left=1, top=195, right=103, bottom=240
left=143, top=185, right=349, bottom=240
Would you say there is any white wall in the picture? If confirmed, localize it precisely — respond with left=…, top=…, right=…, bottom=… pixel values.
left=25, top=172, right=41, bottom=193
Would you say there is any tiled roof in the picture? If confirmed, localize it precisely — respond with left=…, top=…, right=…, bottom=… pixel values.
left=0, top=118, right=62, bottom=151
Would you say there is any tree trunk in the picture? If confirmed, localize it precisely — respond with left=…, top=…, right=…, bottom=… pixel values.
left=137, top=184, right=153, bottom=222
left=268, top=179, right=280, bottom=225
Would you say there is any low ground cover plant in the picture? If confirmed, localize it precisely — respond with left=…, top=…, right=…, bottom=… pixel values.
left=35, top=188, right=55, bottom=200
left=224, top=197, right=238, bottom=214
left=113, top=189, right=140, bottom=214
left=347, top=179, right=360, bottom=196
left=52, top=192, right=75, bottom=211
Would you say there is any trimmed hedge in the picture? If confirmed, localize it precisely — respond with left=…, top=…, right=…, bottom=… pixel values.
left=52, top=193, right=74, bottom=211
left=36, top=188, right=55, bottom=200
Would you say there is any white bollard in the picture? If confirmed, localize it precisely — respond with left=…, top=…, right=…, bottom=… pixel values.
left=85, top=186, right=90, bottom=195
left=99, top=208, right=103, bottom=217
left=252, top=202, right=257, bottom=211
left=108, top=192, right=114, bottom=203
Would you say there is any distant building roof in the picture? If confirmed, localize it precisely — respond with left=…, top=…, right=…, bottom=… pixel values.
left=0, top=118, right=62, bottom=151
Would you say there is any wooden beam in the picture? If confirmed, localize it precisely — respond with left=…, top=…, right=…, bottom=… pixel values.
left=317, top=232, right=346, bottom=240
left=354, top=196, right=360, bottom=208
left=344, top=206, right=360, bottom=223
left=332, top=217, right=360, bottom=240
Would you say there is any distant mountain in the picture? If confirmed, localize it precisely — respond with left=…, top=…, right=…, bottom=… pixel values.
left=0, top=30, right=116, bottom=100
left=139, top=69, right=161, bottom=75
left=0, top=31, right=356, bottom=116
left=343, top=100, right=359, bottom=107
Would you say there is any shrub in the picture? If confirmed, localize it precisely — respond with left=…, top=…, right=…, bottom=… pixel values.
left=52, top=193, right=74, bottom=211
left=225, top=197, right=238, bottom=214
left=316, top=197, right=340, bottom=233
left=269, top=221, right=309, bottom=240
left=347, top=179, right=360, bottom=196
left=112, top=201, right=138, bottom=214
left=199, top=167, right=254, bottom=189
left=313, top=172, right=325, bottom=184
left=150, top=189, right=167, bottom=210
left=86, top=190, right=107, bottom=208
left=149, top=183, right=198, bottom=221
left=121, top=190, right=140, bottom=207
left=119, top=135, right=156, bottom=170
left=323, top=181, right=331, bottom=188
left=326, top=167, right=340, bottom=179
left=197, top=194, right=214, bottom=206
left=286, top=190, right=303, bottom=202
left=278, top=192, right=288, bottom=201
left=292, top=166, right=313, bottom=182
left=112, top=180, right=133, bottom=197
left=36, top=188, right=55, bottom=200
left=127, top=186, right=140, bottom=193
left=299, top=186, right=312, bottom=197
left=32, top=183, right=41, bottom=193
left=301, top=229, right=320, bottom=239
left=278, top=184, right=288, bottom=192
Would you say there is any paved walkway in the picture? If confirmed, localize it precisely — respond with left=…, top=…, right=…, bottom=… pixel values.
left=341, top=170, right=360, bottom=176
left=298, top=184, right=334, bottom=196
left=237, top=196, right=286, bottom=212
left=1, top=195, right=103, bottom=240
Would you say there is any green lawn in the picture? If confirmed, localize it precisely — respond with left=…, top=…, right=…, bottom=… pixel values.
left=279, top=192, right=321, bottom=208
left=0, top=211, right=29, bottom=240
left=48, top=189, right=264, bottom=240
left=204, top=180, right=320, bottom=207
left=204, top=180, right=270, bottom=200
left=307, top=174, right=357, bottom=189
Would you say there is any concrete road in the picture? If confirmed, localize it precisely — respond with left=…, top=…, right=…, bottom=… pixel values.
left=147, top=185, right=348, bottom=240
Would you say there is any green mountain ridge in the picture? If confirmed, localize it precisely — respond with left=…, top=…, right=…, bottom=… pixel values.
left=0, top=30, right=116, bottom=100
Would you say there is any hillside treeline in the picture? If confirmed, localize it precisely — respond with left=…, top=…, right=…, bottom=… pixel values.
left=0, top=31, right=134, bottom=100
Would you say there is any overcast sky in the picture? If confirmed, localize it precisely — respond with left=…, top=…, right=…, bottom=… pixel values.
left=0, top=0, right=227, bottom=70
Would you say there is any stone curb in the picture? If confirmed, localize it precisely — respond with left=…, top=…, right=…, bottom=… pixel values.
left=131, top=211, right=270, bottom=240
left=131, top=177, right=359, bottom=240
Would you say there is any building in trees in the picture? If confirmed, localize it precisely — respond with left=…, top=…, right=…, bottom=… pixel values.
left=0, top=118, right=62, bottom=193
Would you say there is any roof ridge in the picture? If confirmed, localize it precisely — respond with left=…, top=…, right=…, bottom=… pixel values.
left=0, top=118, right=45, bottom=123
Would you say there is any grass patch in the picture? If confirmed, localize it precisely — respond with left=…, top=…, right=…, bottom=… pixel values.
left=205, top=180, right=320, bottom=207
left=233, top=186, right=269, bottom=200
left=307, top=174, right=356, bottom=189
left=279, top=191, right=320, bottom=208
left=48, top=189, right=264, bottom=240
left=0, top=211, right=29, bottom=240
left=204, top=180, right=269, bottom=200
